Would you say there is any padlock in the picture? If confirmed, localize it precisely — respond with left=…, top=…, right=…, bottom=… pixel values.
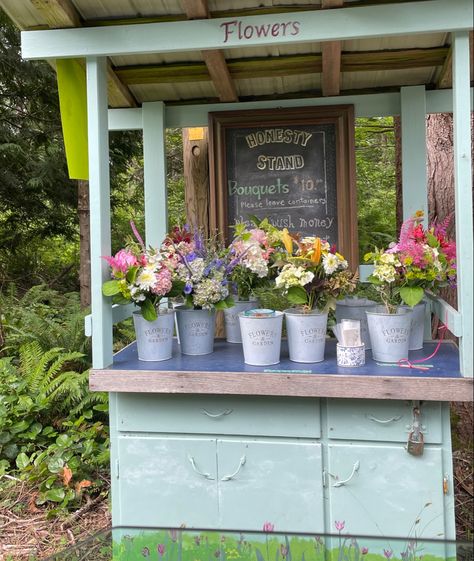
left=407, top=430, right=424, bottom=456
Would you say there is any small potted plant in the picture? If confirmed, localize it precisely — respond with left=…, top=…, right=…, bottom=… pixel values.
left=165, top=226, right=235, bottom=355
left=275, top=230, right=357, bottom=363
left=223, top=219, right=279, bottom=343
left=102, top=223, right=184, bottom=361
left=364, top=211, right=456, bottom=359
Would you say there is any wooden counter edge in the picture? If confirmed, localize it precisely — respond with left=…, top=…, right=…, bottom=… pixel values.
left=89, top=369, right=474, bottom=402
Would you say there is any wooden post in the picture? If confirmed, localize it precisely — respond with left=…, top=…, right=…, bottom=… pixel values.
left=183, top=127, right=210, bottom=235
left=78, top=179, right=91, bottom=309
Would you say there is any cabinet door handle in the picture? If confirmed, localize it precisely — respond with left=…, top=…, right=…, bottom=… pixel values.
left=201, top=408, right=233, bottom=418
left=331, top=460, right=360, bottom=487
left=188, top=456, right=215, bottom=480
left=221, top=455, right=246, bottom=481
left=367, top=414, right=402, bottom=424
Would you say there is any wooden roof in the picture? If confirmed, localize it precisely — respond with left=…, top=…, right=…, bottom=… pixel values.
left=1, top=0, right=472, bottom=108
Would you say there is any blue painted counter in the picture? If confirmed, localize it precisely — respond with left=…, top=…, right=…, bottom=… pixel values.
left=109, top=339, right=461, bottom=378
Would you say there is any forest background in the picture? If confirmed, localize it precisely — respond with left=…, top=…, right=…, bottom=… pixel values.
left=0, top=9, right=472, bottom=560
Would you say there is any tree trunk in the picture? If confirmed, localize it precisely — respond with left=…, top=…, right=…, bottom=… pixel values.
left=394, top=116, right=403, bottom=232
left=78, top=179, right=91, bottom=309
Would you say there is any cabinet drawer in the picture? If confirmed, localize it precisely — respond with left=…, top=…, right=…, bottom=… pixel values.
left=326, top=399, right=442, bottom=443
left=117, top=394, right=320, bottom=438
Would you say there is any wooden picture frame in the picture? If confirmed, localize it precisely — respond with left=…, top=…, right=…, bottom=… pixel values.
left=208, top=105, right=358, bottom=268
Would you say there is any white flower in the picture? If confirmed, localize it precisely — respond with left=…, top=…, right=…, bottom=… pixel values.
left=322, top=253, right=340, bottom=274
left=275, top=264, right=314, bottom=289
left=373, top=264, right=397, bottom=283
left=136, top=266, right=157, bottom=290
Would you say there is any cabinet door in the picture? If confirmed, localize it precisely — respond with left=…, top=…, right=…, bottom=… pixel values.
left=327, top=444, right=446, bottom=539
left=217, top=439, right=324, bottom=533
left=117, top=436, right=218, bottom=528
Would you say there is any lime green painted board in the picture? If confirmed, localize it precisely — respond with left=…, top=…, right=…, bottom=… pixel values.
left=56, top=58, right=88, bottom=180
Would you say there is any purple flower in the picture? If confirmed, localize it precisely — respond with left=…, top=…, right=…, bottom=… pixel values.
left=184, top=282, right=193, bottom=295
left=157, top=544, right=165, bottom=557
left=384, top=549, right=393, bottom=559
left=361, top=548, right=369, bottom=555
left=334, top=520, right=345, bottom=531
left=262, top=522, right=274, bottom=532
left=141, top=547, right=150, bottom=558
left=280, top=545, right=289, bottom=558
left=169, top=530, right=178, bottom=543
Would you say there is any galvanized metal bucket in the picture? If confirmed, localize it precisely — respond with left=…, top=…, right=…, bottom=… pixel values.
left=133, top=309, right=175, bottom=361
left=175, top=306, right=216, bottom=356
left=366, top=307, right=413, bottom=363
left=336, top=297, right=377, bottom=350
left=401, top=301, right=426, bottom=350
left=239, top=310, right=283, bottom=366
left=223, top=299, right=258, bottom=343
left=284, top=308, right=328, bottom=363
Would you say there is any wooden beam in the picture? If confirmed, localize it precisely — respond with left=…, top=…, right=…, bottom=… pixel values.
left=321, top=0, right=343, bottom=97
left=114, top=48, right=448, bottom=85
left=28, top=0, right=136, bottom=107
left=437, top=30, right=473, bottom=89
left=322, top=42, right=342, bottom=96
left=182, top=0, right=238, bottom=102
left=23, top=1, right=472, bottom=60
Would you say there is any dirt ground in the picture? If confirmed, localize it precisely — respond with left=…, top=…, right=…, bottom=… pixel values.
left=0, top=403, right=472, bottom=560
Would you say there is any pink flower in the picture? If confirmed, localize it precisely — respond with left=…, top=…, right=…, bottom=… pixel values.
left=157, top=544, right=165, bottom=557
left=334, top=520, right=345, bottom=531
left=103, top=249, right=138, bottom=274
left=262, top=522, right=274, bottom=532
left=249, top=228, right=267, bottom=245
left=361, top=547, right=369, bottom=555
left=152, top=267, right=173, bottom=296
left=384, top=549, right=393, bottom=559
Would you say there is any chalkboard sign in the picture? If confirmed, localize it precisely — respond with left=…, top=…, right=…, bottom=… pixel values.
left=209, top=106, right=358, bottom=267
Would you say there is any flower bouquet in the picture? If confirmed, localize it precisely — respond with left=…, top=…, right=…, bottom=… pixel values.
left=102, top=223, right=184, bottom=321
left=275, top=230, right=357, bottom=313
left=364, top=211, right=456, bottom=314
left=102, top=223, right=184, bottom=361
left=274, top=230, right=357, bottom=363
left=363, top=211, right=456, bottom=359
left=164, top=226, right=235, bottom=355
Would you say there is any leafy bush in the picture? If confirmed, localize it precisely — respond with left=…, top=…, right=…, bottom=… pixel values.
left=0, top=285, right=109, bottom=510
left=0, top=343, right=109, bottom=509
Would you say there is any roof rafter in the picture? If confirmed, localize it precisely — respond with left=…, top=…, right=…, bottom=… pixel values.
left=30, top=0, right=137, bottom=107
left=321, top=0, right=343, bottom=97
left=182, top=0, right=238, bottom=103
left=114, top=48, right=449, bottom=85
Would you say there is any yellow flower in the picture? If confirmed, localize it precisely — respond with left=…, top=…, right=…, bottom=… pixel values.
left=311, top=238, right=321, bottom=264
left=415, top=209, right=424, bottom=218
left=281, top=228, right=294, bottom=253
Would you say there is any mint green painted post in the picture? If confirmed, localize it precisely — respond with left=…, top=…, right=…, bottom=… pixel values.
left=143, top=102, right=168, bottom=247
left=400, top=86, right=431, bottom=340
left=452, top=31, right=473, bottom=377
left=87, top=56, right=113, bottom=369
left=401, top=86, right=428, bottom=221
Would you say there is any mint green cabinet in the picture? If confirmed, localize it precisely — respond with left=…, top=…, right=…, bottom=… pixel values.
left=116, top=434, right=324, bottom=532
left=217, top=439, right=324, bottom=532
left=111, top=396, right=454, bottom=538
left=327, top=444, right=447, bottom=538
left=117, top=436, right=218, bottom=527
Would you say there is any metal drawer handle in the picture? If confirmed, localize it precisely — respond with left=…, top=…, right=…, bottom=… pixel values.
left=367, top=414, right=402, bottom=424
left=331, top=460, right=360, bottom=488
left=221, top=455, right=246, bottom=481
left=188, top=456, right=214, bottom=480
left=202, top=408, right=233, bottom=418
